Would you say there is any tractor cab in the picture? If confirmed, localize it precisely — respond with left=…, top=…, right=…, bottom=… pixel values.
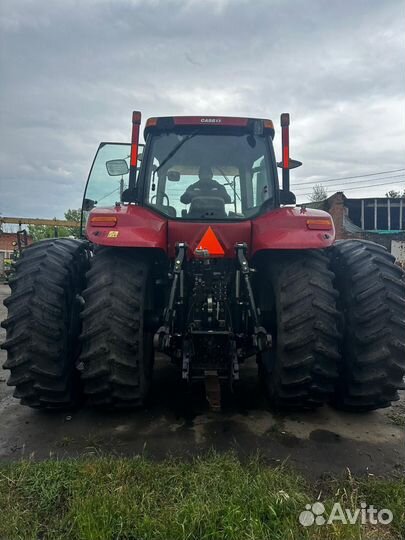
left=138, top=116, right=279, bottom=221
left=82, top=114, right=320, bottom=261
left=82, top=115, right=298, bottom=226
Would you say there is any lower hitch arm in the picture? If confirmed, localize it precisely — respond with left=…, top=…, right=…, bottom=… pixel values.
left=154, top=242, right=187, bottom=351
left=235, top=243, right=271, bottom=352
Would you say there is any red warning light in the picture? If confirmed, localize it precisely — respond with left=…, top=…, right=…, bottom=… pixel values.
left=195, top=226, right=225, bottom=257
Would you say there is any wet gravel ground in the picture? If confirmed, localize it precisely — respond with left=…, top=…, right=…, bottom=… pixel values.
left=0, top=283, right=404, bottom=478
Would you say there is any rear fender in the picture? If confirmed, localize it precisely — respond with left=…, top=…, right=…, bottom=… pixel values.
left=86, top=206, right=168, bottom=252
left=251, top=207, right=335, bottom=254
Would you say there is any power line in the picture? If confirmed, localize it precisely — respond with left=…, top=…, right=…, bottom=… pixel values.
left=294, top=167, right=405, bottom=186
left=293, top=174, right=405, bottom=192
left=291, top=167, right=405, bottom=188
left=297, top=178, right=405, bottom=199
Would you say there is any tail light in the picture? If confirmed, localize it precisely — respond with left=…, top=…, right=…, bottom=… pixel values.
left=90, top=216, right=117, bottom=227
left=306, top=218, right=333, bottom=230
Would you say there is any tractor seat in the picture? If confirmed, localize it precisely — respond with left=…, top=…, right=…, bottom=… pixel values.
left=154, top=203, right=176, bottom=217
left=187, top=196, right=227, bottom=219
left=164, top=205, right=177, bottom=218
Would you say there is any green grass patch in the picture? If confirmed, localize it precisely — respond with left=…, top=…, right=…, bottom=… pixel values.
left=0, top=453, right=403, bottom=540
left=387, top=411, right=405, bottom=427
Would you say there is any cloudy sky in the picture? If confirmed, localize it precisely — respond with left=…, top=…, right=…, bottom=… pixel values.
left=0, top=0, right=404, bottom=219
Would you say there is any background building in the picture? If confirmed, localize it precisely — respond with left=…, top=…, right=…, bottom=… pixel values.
left=314, top=192, right=405, bottom=266
left=0, top=231, right=33, bottom=278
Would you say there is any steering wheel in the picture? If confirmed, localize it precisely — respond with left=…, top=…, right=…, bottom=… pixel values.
left=150, top=193, right=170, bottom=206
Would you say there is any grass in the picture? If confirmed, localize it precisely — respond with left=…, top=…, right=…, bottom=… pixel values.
left=387, top=411, right=405, bottom=427
left=0, top=453, right=403, bottom=540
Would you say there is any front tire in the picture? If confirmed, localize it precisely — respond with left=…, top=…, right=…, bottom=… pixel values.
left=79, top=248, right=154, bottom=408
left=257, top=250, right=341, bottom=409
left=1, top=239, right=90, bottom=408
left=330, top=240, right=405, bottom=411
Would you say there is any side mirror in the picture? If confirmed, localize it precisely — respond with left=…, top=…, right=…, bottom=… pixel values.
left=167, top=170, right=180, bottom=182
left=279, top=190, right=296, bottom=205
left=83, top=198, right=97, bottom=211
left=106, top=159, right=129, bottom=177
left=277, top=158, right=302, bottom=170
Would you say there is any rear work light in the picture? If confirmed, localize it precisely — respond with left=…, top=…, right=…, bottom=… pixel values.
left=145, top=117, right=157, bottom=128
left=306, top=218, right=333, bottom=230
left=263, top=119, right=274, bottom=130
left=90, top=216, right=117, bottom=227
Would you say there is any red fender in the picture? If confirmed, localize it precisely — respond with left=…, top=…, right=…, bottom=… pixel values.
left=251, top=206, right=335, bottom=254
left=86, top=206, right=167, bottom=252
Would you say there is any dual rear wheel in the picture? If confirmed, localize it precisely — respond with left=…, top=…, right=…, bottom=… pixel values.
left=1, top=239, right=90, bottom=408
left=258, top=249, right=341, bottom=409
left=79, top=248, right=153, bottom=408
left=258, top=240, right=405, bottom=411
left=1, top=242, right=153, bottom=409
left=330, top=240, right=405, bottom=410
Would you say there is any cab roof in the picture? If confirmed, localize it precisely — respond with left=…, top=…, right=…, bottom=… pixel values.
left=144, top=116, right=275, bottom=139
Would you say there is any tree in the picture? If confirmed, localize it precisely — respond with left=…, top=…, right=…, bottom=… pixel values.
left=385, top=189, right=405, bottom=198
left=309, top=184, right=328, bottom=202
left=28, top=209, right=81, bottom=242
left=64, top=208, right=82, bottom=236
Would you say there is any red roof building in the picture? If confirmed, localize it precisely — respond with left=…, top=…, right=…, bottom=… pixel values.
left=0, top=232, right=33, bottom=259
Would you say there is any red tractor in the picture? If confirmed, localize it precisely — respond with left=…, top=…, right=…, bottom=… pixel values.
left=2, top=112, right=405, bottom=411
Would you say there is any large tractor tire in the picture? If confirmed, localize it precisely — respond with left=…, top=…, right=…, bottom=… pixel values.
left=257, top=250, right=341, bottom=409
left=1, top=239, right=90, bottom=408
left=79, top=248, right=154, bottom=408
left=330, top=240, right=405, bottom=411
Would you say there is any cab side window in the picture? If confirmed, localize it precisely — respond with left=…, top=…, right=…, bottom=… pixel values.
left=251, top=157, right=269, bottom=207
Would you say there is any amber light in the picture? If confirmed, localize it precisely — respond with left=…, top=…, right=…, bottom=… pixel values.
left=146, top=117, right=157, bottom=127
left=90, top=216, right=117, bottom=227
left=306, top=218, right=333, bottom=230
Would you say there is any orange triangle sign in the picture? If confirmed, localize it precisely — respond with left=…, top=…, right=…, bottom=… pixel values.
left=196, top=226, right=225, bottom=256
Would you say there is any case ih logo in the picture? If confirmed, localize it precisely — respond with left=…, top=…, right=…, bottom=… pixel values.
left=200, top=118, right=222, bottom=123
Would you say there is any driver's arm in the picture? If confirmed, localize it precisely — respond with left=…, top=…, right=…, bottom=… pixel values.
left=218, top=185, right=232, bottom=204
left=180, top=189, right=192, bottom=204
